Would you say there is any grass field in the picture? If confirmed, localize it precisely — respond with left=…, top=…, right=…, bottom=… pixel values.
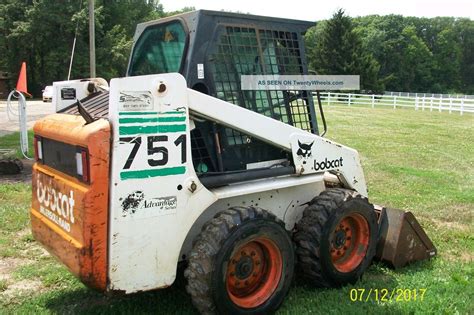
left=0, top=130, right=34, bottom=159
left=0, top=106, right=473, bottom=314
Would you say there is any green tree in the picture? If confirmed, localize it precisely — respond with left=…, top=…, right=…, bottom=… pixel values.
left=432, top=28, right=461, bottom=92
left=2, top=4, right=473, bottom=96
left=457, top=18, right=474, bottom=94
left=5, top=0, right=85, bottom=94
left=306, top=9, right=383, bottom=92
left=397, top=26, right=434, bottom=92
left=0, top=0, right=167, bottom=96
left=95, top=0, right=166, bottom=79
left=353, top=15, right=472, bottom=93
left=353, top=15, right=405, bottom=90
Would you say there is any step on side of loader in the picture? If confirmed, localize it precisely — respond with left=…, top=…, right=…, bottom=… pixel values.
left=375, top=207, right=437, bottom=268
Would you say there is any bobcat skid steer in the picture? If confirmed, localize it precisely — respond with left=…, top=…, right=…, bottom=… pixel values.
left=30, top=10, right=436, bottom=314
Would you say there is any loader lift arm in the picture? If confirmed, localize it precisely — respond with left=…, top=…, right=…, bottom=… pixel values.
left=187, top=88, right=368, bottom=196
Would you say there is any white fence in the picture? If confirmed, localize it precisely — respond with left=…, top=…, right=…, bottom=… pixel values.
left=386, top=91, right=474, bottom=99
left=316, top=92, right=474, bottom=115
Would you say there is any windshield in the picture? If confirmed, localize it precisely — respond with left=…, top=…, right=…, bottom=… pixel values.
left=128, top=21, right=186, bottom=76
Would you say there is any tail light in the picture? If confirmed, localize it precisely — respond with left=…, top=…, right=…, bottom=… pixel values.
left=34, top=136, right=43, bottom=161
left=76, top=147, right=90, bottom=183
left=34, top=137, right=91, bottom=184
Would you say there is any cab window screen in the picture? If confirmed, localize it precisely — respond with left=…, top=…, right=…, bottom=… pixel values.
left=129, top=21, right=186, bottom=76
left=210, top=26, right=313, bottom=133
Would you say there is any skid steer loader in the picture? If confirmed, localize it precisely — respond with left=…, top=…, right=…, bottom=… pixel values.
left=30, top=10, right=436, bottom=314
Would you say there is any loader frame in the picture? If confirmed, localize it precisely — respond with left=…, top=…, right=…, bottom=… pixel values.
left=107, top=73, right=365, bottom=292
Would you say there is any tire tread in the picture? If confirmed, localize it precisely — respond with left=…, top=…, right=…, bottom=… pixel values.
left=294, top=188, right=375, bottom=288
left=184, top=206, right=287, bottom=314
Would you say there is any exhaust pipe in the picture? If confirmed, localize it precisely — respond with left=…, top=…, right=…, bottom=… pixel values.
left=374, top=206, right=437, bottom=268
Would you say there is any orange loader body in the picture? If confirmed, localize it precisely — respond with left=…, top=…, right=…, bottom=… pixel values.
left=31, top=114, right=110, bottom=290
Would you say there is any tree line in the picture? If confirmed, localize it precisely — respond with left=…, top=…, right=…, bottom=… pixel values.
left=0, top=2, right=472, bottom=96
left=306, top=9, right=474, bottom=94
left=0, top=0, right=192, bottom=96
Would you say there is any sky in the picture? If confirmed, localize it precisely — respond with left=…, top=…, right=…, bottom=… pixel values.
left=159, top=0, right=474, bottom=21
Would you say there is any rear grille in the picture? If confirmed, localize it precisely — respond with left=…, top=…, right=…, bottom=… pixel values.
left=60, top=91, right=109, bottom=119
left=40, top=138, right=79, bottom=180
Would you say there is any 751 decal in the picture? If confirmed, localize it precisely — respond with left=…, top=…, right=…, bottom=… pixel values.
left=119, top=134, right=186, bottom=170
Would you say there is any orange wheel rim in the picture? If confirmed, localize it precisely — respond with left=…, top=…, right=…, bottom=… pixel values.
left=225, top=238, right=283, bottom=308
left=330, top=213, right=370, bottom=273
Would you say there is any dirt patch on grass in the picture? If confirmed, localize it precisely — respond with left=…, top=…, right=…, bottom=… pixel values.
left=1, top=279, right=44, bottom=297
left=16, top=229, right=50, bottom=259
left=0, top=257, right=40, bottom=296
left=0, top=257, right=33, bottom=282
left=460, top=252, right=474, bottom=263
left=429, top=218, right=471, bottom=232
left=440, top=204, right=474, bottom=225
left=0, top=257, right=47, bottom=299
left=440, top=251, right=474, bottom=263
left=20, top=241, right=49, bottom=258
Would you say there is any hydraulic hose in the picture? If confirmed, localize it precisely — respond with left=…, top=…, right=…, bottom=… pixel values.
left=6, top=90, right=32, bottom=160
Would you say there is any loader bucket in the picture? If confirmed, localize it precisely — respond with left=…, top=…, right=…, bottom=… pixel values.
left=375, top=207, right=437, bottom=268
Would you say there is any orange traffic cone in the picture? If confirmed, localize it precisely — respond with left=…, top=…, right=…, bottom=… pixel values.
left=16, top=62, right=32, bottom=97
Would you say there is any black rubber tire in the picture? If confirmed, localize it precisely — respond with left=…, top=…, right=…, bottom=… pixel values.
left=0, top=159, right=23, bottom=175
left=184, top=206, right=295, bottom=315
left=294, top=188, right=377, bottom=288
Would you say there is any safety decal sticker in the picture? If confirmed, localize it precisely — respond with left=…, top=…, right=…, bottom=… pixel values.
left=118, top=111, right=186, bottom=136
left=118, top=91, right=154, bottom=111
left=117, top=110, right=187, bottom=180
left=120, top=190, right=177, bottom=217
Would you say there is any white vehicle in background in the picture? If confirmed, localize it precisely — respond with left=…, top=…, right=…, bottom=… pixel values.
left=42, top=85, right=53, bottom=102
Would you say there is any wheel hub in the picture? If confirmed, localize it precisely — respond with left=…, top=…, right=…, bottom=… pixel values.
left=226, top=238, right=283, bottom=309
left=227, top=242, right=265, bottom=292
left=330, top=214, right=370, bottom=273
left=235, top=256, right=254, bottom=279
left=334, top=230, right=347, bottom=248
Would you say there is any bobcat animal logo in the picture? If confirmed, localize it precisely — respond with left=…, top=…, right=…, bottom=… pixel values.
left=121, top=191, right=145, bottom=216
left=297, top=140, right=314, bottom=160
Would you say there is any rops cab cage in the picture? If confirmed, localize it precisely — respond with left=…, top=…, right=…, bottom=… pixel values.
left=127, top=10, right=318, bottom=183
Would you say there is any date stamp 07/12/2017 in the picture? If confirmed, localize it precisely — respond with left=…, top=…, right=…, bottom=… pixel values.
left=349, top=288, right=427, bottom=302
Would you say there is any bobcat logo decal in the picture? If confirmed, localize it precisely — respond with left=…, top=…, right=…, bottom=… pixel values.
left=296, top=140, right=314, bottom=162
left=121, top=191, right=145, bottom=216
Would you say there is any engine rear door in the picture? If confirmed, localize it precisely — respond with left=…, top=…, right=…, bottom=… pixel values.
left=31, top=114, right=110, bottom=291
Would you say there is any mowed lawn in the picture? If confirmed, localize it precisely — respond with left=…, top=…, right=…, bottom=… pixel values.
left=0, top=106, right=473, bottom=314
